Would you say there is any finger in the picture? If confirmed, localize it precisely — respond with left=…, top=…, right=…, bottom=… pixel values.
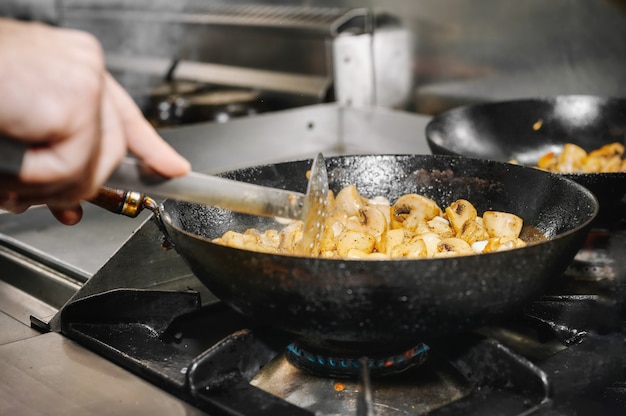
left=48, top=204, right=84, bottom=225
left=15, top=68, right=103, bottom=189
left=0, top=205, right=30, bottom=214
left=15, top=94, right=102, bottom=205
left=1, top=166, right=89, bottom=209
left=0, top=172, right=75, bottom=200
left=87, top=73, right=127, bottom=198
left=19, top=138, right=89, bottom=184
left=105, top=74, right=190, bottom=177
left=0, top=192, right=30, bottom=214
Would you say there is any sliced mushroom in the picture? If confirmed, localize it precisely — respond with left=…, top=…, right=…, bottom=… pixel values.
left=426, top=216, right=455, bottom=238
left=393, top=194, right=442, bottom=231
left=457, top=218, right=489, bottom=244
left=334, top=184, right=367, bottom=217
left=336, top=229, right=376, bottom=257
left=390, top=238, right=427, bottom=259
left=445, top=199, right=477, bottom=235
left=556, top=143, right=587, bottom=173
left=483, top=211, right=523, bottom=238
left=483, top=236, right=526, bottom=252
left=435, top=237, right=473, bottom=257
left=381, top=228, right=406, bottom=255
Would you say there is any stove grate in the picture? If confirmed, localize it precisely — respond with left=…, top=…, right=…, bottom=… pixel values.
left=59, top=286, right=624, bottom=415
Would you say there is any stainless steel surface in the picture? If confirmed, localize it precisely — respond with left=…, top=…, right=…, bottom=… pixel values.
left=333, top=23, right=412, bottom=108
left=106, top=157, right=310, bottom=220
left=402, top=0, right=626, bottom=114
left=0, top=205, right=151, bottom=278
left=0, top=247, right=74, bottom=326
left=0, top=307, right=40, bottom=345
left=165, top=103, right=338, bottom=173
left=63, top=3, right=367, bottom=33
left=0, top=332, right=206, bottom=416
left=161, top=103, right=431, bottom=171
left=414, top=64, right=626, bottom=115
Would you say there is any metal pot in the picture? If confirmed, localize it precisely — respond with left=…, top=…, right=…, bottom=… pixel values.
left=154, top=154, right=597, bottom=355
left=425, top=95, right=626, bottom=211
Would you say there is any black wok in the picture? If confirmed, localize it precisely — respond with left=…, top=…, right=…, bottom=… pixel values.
left=425, top=95, right=626, bottom=209
left=159, top=154, right=597, bottom=355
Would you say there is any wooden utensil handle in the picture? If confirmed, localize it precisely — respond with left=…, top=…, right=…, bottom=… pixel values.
left=90, top=187, right=147, bottom=218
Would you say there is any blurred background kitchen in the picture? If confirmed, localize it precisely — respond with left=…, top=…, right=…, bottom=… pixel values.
left=4, top=0, right=626, bottom=119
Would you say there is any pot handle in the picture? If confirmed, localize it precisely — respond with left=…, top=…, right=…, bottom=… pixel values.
left=89, top=187, right=157, bottom=218
left=90, top=187, right=174, bottom=248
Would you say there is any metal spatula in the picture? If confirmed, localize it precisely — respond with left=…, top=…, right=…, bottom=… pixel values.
left=0, top=133, right=329, bottom=256
left=105, top=154, right=329, bottom=255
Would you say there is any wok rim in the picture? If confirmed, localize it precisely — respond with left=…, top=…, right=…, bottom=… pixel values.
left=160, top=154, right=599, bottom=262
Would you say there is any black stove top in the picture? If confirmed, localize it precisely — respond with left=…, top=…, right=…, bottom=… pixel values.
left=57, top=211, right=626, bottom=415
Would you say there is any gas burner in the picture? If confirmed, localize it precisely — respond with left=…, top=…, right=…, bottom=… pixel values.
left=178, top=89, right=262, bottom=124
left=146, top=85, right=262, bottom=127
left=130, top=72, right=264, bottom=128
left=285, top=341, right=429, bottom=378
left=150, top=80, right=203, bottom=97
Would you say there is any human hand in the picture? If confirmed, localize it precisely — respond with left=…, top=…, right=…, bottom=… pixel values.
left=0, top=18, right=190, bottom=224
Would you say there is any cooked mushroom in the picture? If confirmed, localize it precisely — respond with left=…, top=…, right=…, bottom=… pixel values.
left=483, top=211, right=523, bottom=239
left=214, top=183, right=534, bottom=259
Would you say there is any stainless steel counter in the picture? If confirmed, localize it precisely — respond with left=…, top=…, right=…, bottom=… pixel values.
left=0, top=103, right=432, bottom=415
left=0, top=332, right=206, bottom=416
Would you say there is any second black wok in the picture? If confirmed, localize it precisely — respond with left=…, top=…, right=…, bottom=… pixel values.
left=425, top=95, right=626, bottom=208
left=160, top=154, right=597, bottom=355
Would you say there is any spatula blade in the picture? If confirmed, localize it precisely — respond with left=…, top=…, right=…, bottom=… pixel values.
left=295, top=153, right=329, bottom=256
